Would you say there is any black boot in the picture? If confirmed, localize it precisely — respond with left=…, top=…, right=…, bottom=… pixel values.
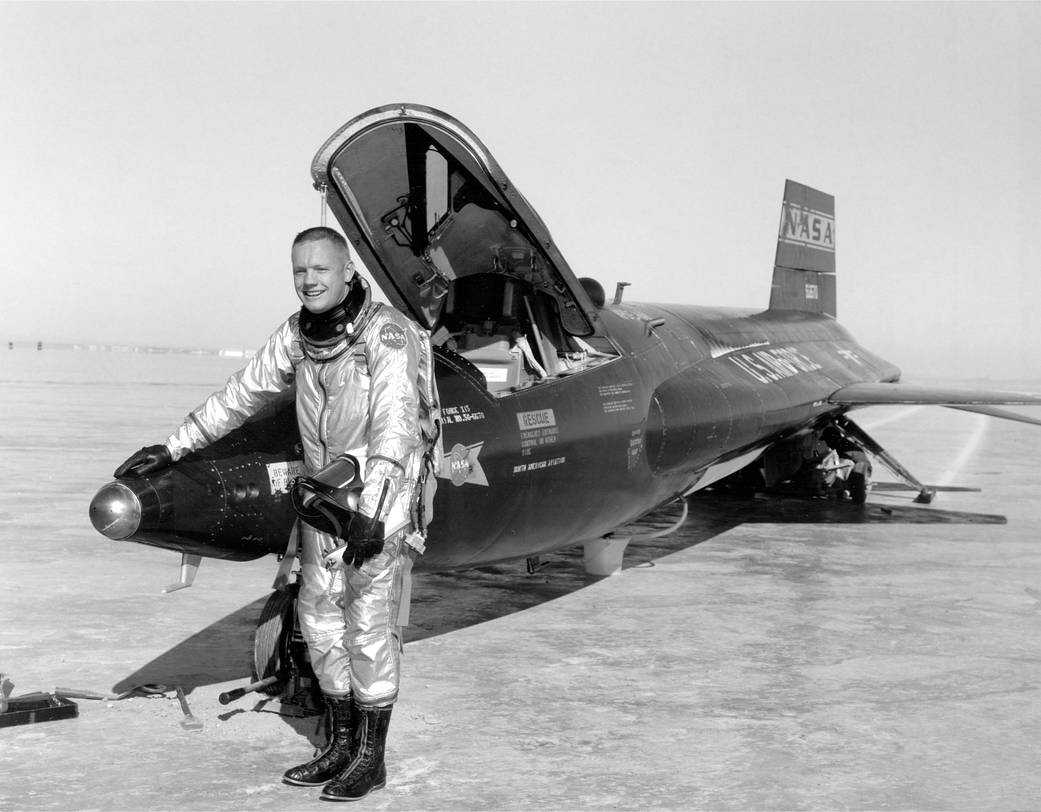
left=282, top=695, right=355, bottom=787
left=320, top=702, right=392, bottom=802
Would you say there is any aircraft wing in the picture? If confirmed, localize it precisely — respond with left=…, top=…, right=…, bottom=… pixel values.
left=830, top=382, right=1041, bottom=426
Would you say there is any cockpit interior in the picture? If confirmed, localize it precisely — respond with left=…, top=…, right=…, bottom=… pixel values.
left=432, top=271, right=618, bottom=395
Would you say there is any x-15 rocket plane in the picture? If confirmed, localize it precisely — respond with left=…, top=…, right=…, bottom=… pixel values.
left=90, top=103, right=1041, bottom=605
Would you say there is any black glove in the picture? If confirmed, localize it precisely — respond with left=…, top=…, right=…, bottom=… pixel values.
left=322, top=513, right=386, bottom=570
left=346, top=512, right=387, bottom=567
left=320, top=478, right=391, bottom=570
left=113, top=445, right=172, bottom=478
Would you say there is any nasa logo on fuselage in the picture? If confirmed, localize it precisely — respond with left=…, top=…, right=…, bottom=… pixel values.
left=443, top=442, right=488, bottom=487
left=778, top=202, right=834, bottom=253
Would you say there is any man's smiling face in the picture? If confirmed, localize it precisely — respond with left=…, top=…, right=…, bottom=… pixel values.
left=292, top=238, right=354, bottom=314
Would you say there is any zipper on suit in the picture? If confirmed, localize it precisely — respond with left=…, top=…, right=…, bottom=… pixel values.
left=316, top=362, right=330, bottom=466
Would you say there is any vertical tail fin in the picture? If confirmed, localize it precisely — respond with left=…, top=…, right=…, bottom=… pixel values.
left=768, top=180, right=836, bottom=317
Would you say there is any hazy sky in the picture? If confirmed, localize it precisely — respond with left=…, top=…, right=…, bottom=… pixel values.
left=2, top=1, right=1039, bottom=379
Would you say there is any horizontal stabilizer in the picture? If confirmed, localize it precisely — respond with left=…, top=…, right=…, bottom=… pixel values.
left=946, top=404, right=1041, bottom=427
left=830, top=382, right=1041, bottom=408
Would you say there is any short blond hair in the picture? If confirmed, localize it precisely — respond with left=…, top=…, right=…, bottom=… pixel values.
left=293, top=227, right=349, bottom=255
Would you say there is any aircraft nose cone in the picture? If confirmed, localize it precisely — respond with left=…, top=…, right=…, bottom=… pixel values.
left=89, top=481, right=142, bottom=539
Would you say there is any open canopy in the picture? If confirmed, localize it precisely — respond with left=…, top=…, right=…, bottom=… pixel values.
left=311, top=104, right=597, bottom=335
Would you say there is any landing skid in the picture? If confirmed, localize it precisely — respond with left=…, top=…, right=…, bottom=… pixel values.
left=871, top=482, right=981, bottom=494
left=161, top=553, right=201, bottom=593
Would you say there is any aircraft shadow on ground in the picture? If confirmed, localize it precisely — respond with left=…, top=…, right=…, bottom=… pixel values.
left=113, top=595, right=270, bottom=695
left=693, top=490, right=1007, bottom=527
left=114, top=492, right=1004, bottom=696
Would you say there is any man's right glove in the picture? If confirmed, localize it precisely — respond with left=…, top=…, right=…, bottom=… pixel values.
left=113, top=445, right=172, bottom=478
left=322, top=513, right=386, bottom=570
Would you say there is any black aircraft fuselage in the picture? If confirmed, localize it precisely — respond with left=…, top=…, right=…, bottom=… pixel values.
left=88, top=305, right=895, bottom=572
left=90, top=104, right=1040, bottom=583
left=422, top=304, right=895, bottom=569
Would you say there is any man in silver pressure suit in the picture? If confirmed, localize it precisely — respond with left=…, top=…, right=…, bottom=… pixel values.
left=114, top=226, right=439, bottom=802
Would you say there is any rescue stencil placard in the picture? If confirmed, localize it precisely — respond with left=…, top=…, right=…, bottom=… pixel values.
left=517, top=409, right=556, bottom=430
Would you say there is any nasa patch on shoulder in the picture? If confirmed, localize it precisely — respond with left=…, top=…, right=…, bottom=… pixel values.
left=379, top=322, right=407, bottom=350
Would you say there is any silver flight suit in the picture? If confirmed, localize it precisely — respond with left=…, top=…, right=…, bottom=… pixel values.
left=163, top=289, right=436, bottom=706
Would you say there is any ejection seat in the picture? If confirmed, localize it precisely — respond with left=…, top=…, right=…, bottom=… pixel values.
left=458, top=334, right=526, bottom=393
